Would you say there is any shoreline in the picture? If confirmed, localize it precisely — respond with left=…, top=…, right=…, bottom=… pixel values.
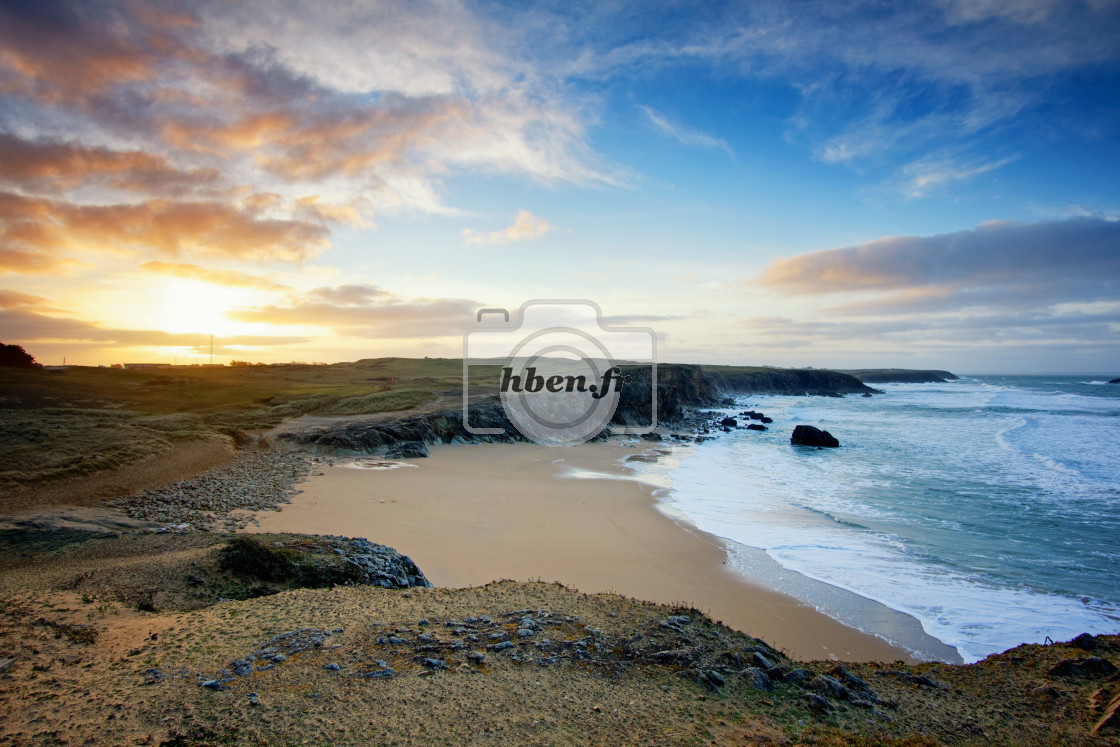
left=247, top=441, right=923, bottom=663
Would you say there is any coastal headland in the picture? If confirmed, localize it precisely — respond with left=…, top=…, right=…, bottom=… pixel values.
left=3, top=359, right=1118, bottom=744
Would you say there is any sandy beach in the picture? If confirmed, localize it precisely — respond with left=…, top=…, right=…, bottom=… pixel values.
left=249, top=441, right=912, bottom=662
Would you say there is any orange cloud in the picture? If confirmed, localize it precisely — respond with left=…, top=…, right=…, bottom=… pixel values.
left=0, top=307, right=308, bottom=348
left=228, top=285, right=479, bottom=339
left=139, top=261, right=292, bottom=291
left=0, top=2, right=194, bottom=102
left=0, top=192, right=330, bottom=270
left=0, top=134, right=220, bottom=194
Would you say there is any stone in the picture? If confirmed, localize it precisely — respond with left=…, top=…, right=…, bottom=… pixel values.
left=1072, top=633, right=1098, bottom=650
left=747, top=423, right=767, bottom=431
left=386, top=441, right=429, bottom=459
left=323, top=663, right=341, bottom=671
left=1048, top=657, right=1118, bottom=679
left=791, top=425, right=840, bottom=448
left=809, top=674, right=850, bottom=700
left=804, top=693, right=831, bottom=714
left=740, top=667, right=774, bottom=692
left=720, top=417, right=738, bottom=427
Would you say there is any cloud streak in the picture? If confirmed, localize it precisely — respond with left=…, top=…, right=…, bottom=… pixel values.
left=640, top=106, right=733, bottom=157
left=228, top=284, right=480, bottom=339
left=462, top=210, right=554, bottom=245
left=757, top=217, right=1120, bottom=309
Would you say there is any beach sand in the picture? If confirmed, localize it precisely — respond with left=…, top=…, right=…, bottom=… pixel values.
left=249, top=441, right=912, bottom=662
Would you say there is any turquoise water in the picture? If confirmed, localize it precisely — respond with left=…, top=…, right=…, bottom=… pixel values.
left=653, top=376, right=1120, bottom=662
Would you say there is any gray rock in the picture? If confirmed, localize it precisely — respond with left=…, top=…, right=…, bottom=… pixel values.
left=740, top=667, right=774, bottom=692
left=804, top=692, right=831, bottom=713
left=324, top=663, right=341, bottom=671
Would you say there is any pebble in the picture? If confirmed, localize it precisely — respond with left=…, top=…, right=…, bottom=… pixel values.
left=110, top=451, right=312, bottom=531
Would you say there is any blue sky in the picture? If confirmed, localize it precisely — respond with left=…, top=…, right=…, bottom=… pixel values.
left=1, top=0, right=1118, bottom=372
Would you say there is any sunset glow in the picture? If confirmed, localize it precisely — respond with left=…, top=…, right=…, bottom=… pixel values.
left=1, top=1, right=1118, bottom=372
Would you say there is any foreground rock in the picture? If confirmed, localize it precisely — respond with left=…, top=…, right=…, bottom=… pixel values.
left=791, top=425, right=840, bottom=448
left=220, top=534, right=431, bottom=590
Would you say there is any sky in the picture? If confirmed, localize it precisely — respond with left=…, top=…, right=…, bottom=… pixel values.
left=1, top=0, right=1118, bottom=374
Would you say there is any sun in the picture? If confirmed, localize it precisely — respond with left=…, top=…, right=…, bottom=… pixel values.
left=152, top=279, right=261, bottom=338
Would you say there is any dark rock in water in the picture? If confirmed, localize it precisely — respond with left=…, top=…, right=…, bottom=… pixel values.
left=761, top=416, right=773, bottom=424
left=1107, top=378, right=1120, bottom=384
left=861, top=393, right=873, bottom=397
left=1048, top=657, right=1118, bottom=679
left=641, top=432, right=663, bottom=441
left=1072, top=632, right=1099, bottom=650
left=740, top=667, right=774, bottom=692
left=386, top=441, right=429, bottom=459
left=791, top=425, right=840, bottom=448
left=746, top=423, right=767, bottom=431
left=720, top=417, right=738, bottom=427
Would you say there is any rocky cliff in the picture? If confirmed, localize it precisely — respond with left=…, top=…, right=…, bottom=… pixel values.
left=701, top=366, right=878, bottom=396
left=841, top=369, right=958, bottom=384
left=277, top=364, right=878, bottom=453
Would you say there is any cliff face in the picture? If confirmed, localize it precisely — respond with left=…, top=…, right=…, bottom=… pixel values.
left=278, top=364, right=877, bottom=453
left=701, top=367, right=877, bottom=396
left=841, top=369, right=958, bottom=384
left=614, top=364, right=720, bottom=425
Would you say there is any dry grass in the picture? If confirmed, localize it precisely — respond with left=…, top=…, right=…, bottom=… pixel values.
left=0, top=530, right=1116, bottom=746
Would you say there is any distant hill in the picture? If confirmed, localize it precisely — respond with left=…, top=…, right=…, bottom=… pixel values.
left=839, top=368, right=958, bottom=384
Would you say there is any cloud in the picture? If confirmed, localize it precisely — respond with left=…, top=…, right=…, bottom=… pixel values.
left=561, top=1, right=1120, bottom=187
left=757, top=217, right=1120, bottom=308
left=0, top=192, right=330, bottom=268
left=228, top=284, right=480, bottom=338
left=0, top=308, right=308, bottom=347
left=462, top=210, right=554, bottom=245
left=0, top=134, right=221, bottom=194
left=639, top=105, right=733, bottom=157
left=896, top=153, right=1019, bottom=198
left=0, top=289, right=49, bottom=309
left=306, top=285, right=391, bottom=306
left=139, top=261, right=292, bottom=291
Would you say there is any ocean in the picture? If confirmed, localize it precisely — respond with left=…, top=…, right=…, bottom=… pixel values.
left=634, top=376, right=1120, bottom=663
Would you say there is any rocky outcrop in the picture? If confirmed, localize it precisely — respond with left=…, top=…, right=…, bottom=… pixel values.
left=219, top=534, right=431, bottom=590
left=702, top=367, right=878, bottom=396
left=791, top=425, right=840, bottom=448
left=614, top=364, right=721, bottom=425
left=842, top=369, right=958, bottom=384
left=1108, top=378, right=1120, bottom=384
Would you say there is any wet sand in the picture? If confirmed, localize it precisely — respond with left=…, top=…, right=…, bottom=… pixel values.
left=249, top=442, right=913, bottom=662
